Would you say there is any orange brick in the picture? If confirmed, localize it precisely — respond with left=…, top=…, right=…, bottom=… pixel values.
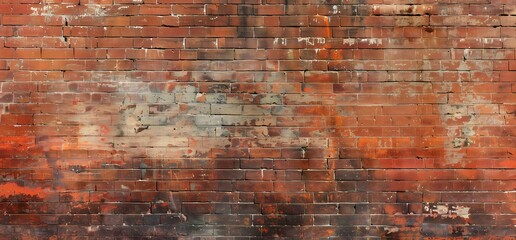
left=42, top=48, right=73, bottom=59
left=14, top=48, right=41, bottom=59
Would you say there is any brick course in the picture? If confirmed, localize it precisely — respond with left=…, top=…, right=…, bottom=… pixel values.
left=0, top=0, right=514, bottom=239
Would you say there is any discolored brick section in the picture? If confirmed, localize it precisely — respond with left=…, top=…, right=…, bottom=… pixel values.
left=0, top=0, right=515, bottom=239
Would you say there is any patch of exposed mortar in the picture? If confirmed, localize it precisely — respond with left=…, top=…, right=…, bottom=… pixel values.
left=437, top=82, right=490, bottom=165
left=45, top=82, right=220, bottom=226
left=442, top=106, right=476, bottom=149
left=119, top=103, right=151, bottom=134
left=384, top=203, right=472, bottom=238
left=384, top=226, right=399, bottom=235
left=422, top=203, right=470, bottom=237
left=31, top=4, right=108, bottom=17
left=423, top=203, right=470, bottom=219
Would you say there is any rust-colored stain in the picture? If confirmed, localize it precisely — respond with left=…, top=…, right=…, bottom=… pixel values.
left=0, top=182, right=49, bottom=200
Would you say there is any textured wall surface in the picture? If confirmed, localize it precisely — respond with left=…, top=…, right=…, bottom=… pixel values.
left=0, top=0, right=515, bottom=239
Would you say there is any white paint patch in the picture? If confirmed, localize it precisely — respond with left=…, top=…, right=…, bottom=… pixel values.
left=436, top=205, right=449, bottom=215
left=31, top=5, right=53, bottom=17
left=361, top=38, right=383, bottom=46
left=342, top=38, right=356, bottom=46
left=87, top=226, right=99, bottom=232
left=483, top=38, right=495, bottom=44
left=439, top=83, right=490, bottom=164
left=174, top=85, right=197, bottom=93
left=30, top=7, right=39, bottom=15
left=463, top=49, right=471, bottom=59
left=424, top=203, right=471, bottom=219
left=32, top=5, right=108, bottom=16
left=89, top=5, right=108, bottom=16
left=455, top=206, right=471, bottom=219
left=273, top=38, right=287, bottom=46
left=332, top=5, right=340, bottom=14
left=384, top=227, right=399, bottom=234
left=297, top=37, right=326, bottom=46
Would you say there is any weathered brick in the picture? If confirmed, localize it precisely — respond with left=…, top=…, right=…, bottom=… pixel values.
left=0, top=0, right=512, bottom=238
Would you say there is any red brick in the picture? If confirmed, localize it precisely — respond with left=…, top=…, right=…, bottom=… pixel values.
left=179, top=16, right=229, bottom=27
left=42, top=48, right=73, bottom=59
left=16, top=26, right=62, bottom=37
left=279, top=16, right=308, bottom=26
left=139, top=5, right=170, bottom=15
left=130, top=16, right=163, bottom=26
left=74, top=48, right=107, bottom=59
left=172, top=5, right=205, bottom=15
left=273, top=181, right=305, bottom=192
left=0, top=0, right=513, bottom=238
left=256, top=5, right=284, bottom=15
left=198, top=27, right=237, bottom=38
left=206, top=4, right=237, bottom=15
left=306, top=181, right=336, bottom=192
left=97, top=16, right=127, bottom=27
left=97, top=38, right=133, bottom=48
left=6, top=37, right=68, bottom=48
left=236, top=181, right=273, bottom=192
left=235, top=49, right=266, bottom=60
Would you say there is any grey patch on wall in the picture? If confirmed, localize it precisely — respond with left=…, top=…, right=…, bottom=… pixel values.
left=422, top=203, right=470, bottom=237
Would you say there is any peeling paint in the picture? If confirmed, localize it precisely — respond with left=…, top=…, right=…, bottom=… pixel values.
left=297, top=37, right=326, bottom=46
left=424, top=203, right=470, bottom=219
left=423, top=203, right=471, bottom=237
left=438, top=86, right=493, bottom=164
left=31, top=5, right=108, bottom=17
left=0, top=182, right=50, bottom=201
left=273, top=38, right=287, bottom=46
left=342, top=38, right=356, bottom=46
left=452, top=137, right=472, bottom=148
left=360, top=38, right=383, bottom=46
left=332, top=5, right=340, bottom=14
left=87, top=226, right=99, bottom=232
left=384, top=226, right=399, bottom=234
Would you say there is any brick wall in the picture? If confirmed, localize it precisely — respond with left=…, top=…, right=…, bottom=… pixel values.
left=0, top=0, right=514, bottom=238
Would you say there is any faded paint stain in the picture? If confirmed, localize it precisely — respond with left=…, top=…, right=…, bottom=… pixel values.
left=423, top=203, right=471, bottom=237
left=424, top=203, right=470, bottom=219
left=0, top=182, right=50, bottom=199
left=437, top=82, right=494, bottom=165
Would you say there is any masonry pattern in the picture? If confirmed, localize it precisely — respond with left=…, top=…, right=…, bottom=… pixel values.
left=0, top=0, right=514, bottom=239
